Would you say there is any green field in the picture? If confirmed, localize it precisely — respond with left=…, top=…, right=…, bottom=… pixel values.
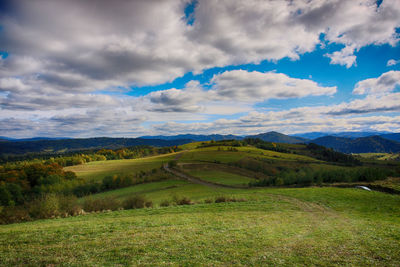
left=1, top=141, right=400, bottom=266
left=64, top=153, right=176, bottom=181
left=357, top=152, right=400, bottom=161
left=186, top=169, right=254, bottom=186
left=179, top=145, right=319, bottom=164
left=1, top=187, right=400, bottom=266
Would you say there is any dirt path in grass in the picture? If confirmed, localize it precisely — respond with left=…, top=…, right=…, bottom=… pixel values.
left=267, top=193, right=333, bottom=213
left=163, top=163, right=248, bottom=189
left=166, top=151, right=334, bottom=213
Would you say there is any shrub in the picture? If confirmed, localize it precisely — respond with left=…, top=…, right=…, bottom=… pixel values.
left=215, top=196, right=227, bottom=203
left=174, top=196, right=192, bottom=205
left=215, top=196, right=247, bottom=203
left=28, top=194, right=60, bottom=219
left=58, top=195, right=81, bottom=216
left=204, top=198, right=213, bottom=204
left=160, top=200, right=170, bottom=207
left=145, top=201, right=153, bottom=208
left=83, top=196, right=121, bottom=212
left=123, top=195, right=147, bottom=209
left=0, top=206, right=31, bottom=224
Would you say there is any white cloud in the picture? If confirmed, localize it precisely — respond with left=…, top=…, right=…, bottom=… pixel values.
left=0, top=0, right=400, bottom=137
left=353, top=70, right=400, bottom=95
left=1, top=0, right=399, bottom=94
left=209, top=70, right=336, bottom=101
left=387, top=59, right=400, bottom=66
left=325, top=45, right=357, bottom=68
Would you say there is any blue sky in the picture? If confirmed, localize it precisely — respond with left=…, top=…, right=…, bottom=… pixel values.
left=0, top=0, right=400, bottom=138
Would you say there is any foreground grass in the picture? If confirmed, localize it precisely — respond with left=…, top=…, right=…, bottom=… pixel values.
left=1, top=188, right=400, bottom=266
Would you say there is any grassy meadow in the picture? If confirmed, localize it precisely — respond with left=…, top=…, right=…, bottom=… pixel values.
left=64, top=153, right=176, bottom=181
left=1, top=141, right=400, bottom=266
left=1, top=187, right=400, bottom=266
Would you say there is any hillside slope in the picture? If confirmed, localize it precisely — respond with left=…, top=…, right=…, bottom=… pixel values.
left=0, top=137, right=192, bottom=155
left=1, top=187, right=399, bottom=266
left=140, top=134, right=242, bottom=141
left=247, top=131, right=307, bottom=144
left=310, top=135, right=400, bottom=153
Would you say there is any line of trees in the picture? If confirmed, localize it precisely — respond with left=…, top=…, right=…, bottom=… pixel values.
left=0, top=162, right=78, bottom=206
left=250, top=166, right=397, bottom=187
left=0, top=145, right=181, bottom=166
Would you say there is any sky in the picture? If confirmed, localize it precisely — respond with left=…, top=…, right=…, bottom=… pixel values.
left=0, top=0, right=400, bottom=138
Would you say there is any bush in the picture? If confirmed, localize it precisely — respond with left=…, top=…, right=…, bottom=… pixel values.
left=58, top=195, right=81, bottom=216
left=160, top=200, right=170, bottom=207
left=0, top=206, right=31, bottom=224
left=83, top=196, right=121, bottom=212
left=145, top=201, right=153, bottom=208
left=174, top=196, right=192, bottom=205
left=123, top=195, right=148, bottom=209
left=204, top=198, right=213, bottom=204
left=28, top=194, right=60, bottom=219
left=215, top=196, right=227, bottom=203
left=215, top=196, right=246, bottom=203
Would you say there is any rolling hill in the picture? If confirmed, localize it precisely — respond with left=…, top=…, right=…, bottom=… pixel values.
left=379, top=133, right=400, bottom=142
left=310, top=135, right=400, bottom=153
left=2, top=131, right=400, bottom=155
left=140, top=134, right=242, bottom=141
left=292, top=131, right=391, bottom=139
left=1, top=139, right=400, bottom=266
left=246, top=131, right=308, bottom=144
left=0, top=137, right=192, bottom=155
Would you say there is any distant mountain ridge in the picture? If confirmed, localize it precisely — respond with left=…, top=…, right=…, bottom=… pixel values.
left=1, top=131, right=400, bottom=155
left=0, top=137, right=71, bottom=142
left=246, top=131, right=308, bottom=144
left=309, top=135, right=400, bottom=153
left=291, top=131, right=393, bottom=140
left=140, top=134, right=242, bottom=142
left=0, top=137, right=192, bottom=155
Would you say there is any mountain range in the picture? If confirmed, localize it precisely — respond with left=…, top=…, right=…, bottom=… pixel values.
left=1, top=131, right=400, bottom=155
left=0, top=137, right=192, bottom=155
left=309, top=135, right=400, bottom=154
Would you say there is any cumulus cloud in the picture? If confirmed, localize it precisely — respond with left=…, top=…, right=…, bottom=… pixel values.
left=325, top=45, right=357, bottom=68
left=3, top=90, right=400, bottom=137
left=209, top=70, right=337, bottom=101
left=151, top=112, right=400, bottom=136
left=143, top=70, right=336, bottom=114
left=1, top=0, right=399, bottom=93
left=353, top=70, right=400, bottom=95
left=387, top=59, right=400, bottom=66
left=0, top=0, right=400, bottom=137
left=0, top=92, right=124, bottom=110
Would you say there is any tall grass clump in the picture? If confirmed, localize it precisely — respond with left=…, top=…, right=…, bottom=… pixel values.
left=83, top=196, right=121, bottom=212
left=123, top=195, right=153, bottom=209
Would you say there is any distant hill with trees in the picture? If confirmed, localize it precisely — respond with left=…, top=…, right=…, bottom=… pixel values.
left=309, top=135, right=400, bottom=153
left=0, top=137, right=191, bottom=155
left=246, top=131, right=308, bottom=144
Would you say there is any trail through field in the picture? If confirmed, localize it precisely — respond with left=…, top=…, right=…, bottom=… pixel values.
left=267, top=193, right=333, bottom=213
left=163, top=164, right=242, bottom=189
left=165, top=153, right=336, bottom=213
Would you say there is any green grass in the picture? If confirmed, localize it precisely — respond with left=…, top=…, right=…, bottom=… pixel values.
left=370, top=177, right=400, bottom=192
left=80, top=179, right=189, bottom=201
left=357, top=153, right=400, bottom=161
left=179, top=146, right=318, bottom=165
left=186, top=169, right=254, bottom=186
left=1, top=187, right=400, bottom=266
left=13, top=143, right=396, bottom=265
left=64, top=153, right=176, bottom=181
